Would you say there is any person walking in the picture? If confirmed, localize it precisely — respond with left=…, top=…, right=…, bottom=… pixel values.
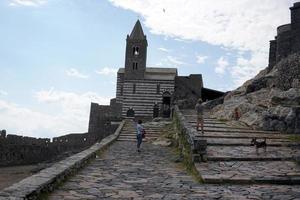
left=136, top=120, right=144, bottom=152
left=195, top=98, right=204, bottom=134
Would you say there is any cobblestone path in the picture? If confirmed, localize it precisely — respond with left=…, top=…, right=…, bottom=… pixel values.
left=48, top=141, right=300, bottom=200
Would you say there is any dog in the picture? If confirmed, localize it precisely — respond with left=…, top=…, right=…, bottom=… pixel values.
left=250, top=137, right=267, bottom=153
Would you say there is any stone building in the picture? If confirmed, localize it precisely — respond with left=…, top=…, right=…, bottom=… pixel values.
left=268, top=2, right=300, bottom=68
left=115, top=20, right=224, bottom=118
left=116, top=20, right=177, bottom=118
left=88, top=20, right=224, bottom=129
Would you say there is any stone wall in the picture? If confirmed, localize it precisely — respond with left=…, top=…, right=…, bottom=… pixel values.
left=173, top=105, right=207, bottom=164
left=268, top=2, right=300, bottom=67
left=88, top=100, right=122, bottom=133
left=173, top=75, right=203, bottom=109
left=0, top=121, right=125, bottom=199
left=173, top=75, right=224, bottom=109
left=0, top=121, right=119, bottom=167
left=120, top=79, right=175, bottom=117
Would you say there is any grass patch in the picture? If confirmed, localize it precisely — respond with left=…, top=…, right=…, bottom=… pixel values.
left=159, top=118, right=203, bottom=183
left=171, top=114, right=204, bottom=183
left=288, top=135, right=300, bottom=142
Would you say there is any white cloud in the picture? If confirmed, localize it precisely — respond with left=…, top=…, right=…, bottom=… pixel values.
left=231, top=52, right=268, bottom=86
left=109, top=0, right=297, bottom=85
left=158, top=47, right=170, bottom=52
left=66, top=68, right=89, bottom=79
left=196, top=54, right=208, bottom=64
left=95, top=67, right=118, bottom=76
left=0, top=89, right=111, bottom=138
left=215, top=57, right=229, bottom=75
left=0, top=90, right=8, bottom=96
left=9, top=0, right=47, bottom=7
left=167, top=56, right=185, bottom=66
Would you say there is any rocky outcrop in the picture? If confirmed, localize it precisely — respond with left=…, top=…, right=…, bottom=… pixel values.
left=211, top=53, right=300, bottom=134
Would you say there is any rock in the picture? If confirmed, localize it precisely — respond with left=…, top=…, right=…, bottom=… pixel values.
left=152, top=138, right=172, bottom=147
left=210, top=53, right=300, bottom=134
left=202, top=95, right=225, bottom=110
left=152, top=117, right=163, bottom=122
left=245, top=77, right=273, bottom=94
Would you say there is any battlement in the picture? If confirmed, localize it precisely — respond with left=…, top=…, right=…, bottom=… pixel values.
left=0, top=120, right=119, bottom=167
left=290, top=2, right=300, bottom=10
left=277, top=24, right=291, bottom=34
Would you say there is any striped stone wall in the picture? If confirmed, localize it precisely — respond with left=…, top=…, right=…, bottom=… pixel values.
left=116, top=77, right=175, bottom=117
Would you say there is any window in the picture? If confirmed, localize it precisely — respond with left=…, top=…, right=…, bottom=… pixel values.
left=133, top=83, right=136, bottom=94
left=120, top=84, right=123, bottom=96
left=132, top=46, right=139, bottom=56
left=156, top=83, right=160, bottom=94
left=132, top=62, right=138, bottom=70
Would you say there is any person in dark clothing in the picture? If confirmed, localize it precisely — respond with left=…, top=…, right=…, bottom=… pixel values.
left=136, top=120, right=144, bottom=152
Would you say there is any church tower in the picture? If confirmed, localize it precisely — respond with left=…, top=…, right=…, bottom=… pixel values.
left=124, top=20, right=148, bottom=80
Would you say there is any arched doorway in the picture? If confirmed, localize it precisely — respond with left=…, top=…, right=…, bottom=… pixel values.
left=162, top=91, right=171, bottom=118
left=126, top=108, right=135, bottom=117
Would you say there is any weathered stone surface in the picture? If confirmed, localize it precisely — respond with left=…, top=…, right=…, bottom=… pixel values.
left=205, top=49, right=300, bottom=134
left=0, top=121, right=125, bottom=199
left=48, top=141, right=300, bottom=200
left=181, top=109, right=300, bottom=186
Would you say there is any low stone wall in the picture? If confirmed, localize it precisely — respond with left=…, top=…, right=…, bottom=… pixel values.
left=173, top=106, right=207, bottom=163
left=0, top=124, right=119, bottom=167
left=0, top=120, right=125, bottom=200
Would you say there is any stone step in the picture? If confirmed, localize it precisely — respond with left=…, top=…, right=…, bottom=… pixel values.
left=117, top=138, right=155, bottom=142
left=120, top=133, right=161, bottom=136
left=120, top=130, right=161, bottom=133
left=195, top=132, right=290, bottom=139
left=188, top=122, right=250, bottom=130
left=204, top=138, right=298, bottom=147
left=206, top=146, right=299, bottom=161
left=196, top=128, right=281, bottom=134
left=119, top=135, right=158, bottom=140
left=195, top=161, right=300, bottom=185
left=181, top=114, right=217, bottom=119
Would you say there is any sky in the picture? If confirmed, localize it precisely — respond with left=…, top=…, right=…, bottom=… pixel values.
left=0, top=0, right=297, bottom=138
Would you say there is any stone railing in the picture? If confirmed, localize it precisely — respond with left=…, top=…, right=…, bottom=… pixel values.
left=173, top=105, right=207, bottom=163
left=0, top=120, right=125, bottom=200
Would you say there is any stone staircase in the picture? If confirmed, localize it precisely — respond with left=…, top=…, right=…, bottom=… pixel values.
left=181, top=109, right=300, bottom=185
left=117, top=119, right=170, bottom=142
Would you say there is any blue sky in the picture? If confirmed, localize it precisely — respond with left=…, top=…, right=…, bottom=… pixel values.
left=0, top=0, right=297, bottom=138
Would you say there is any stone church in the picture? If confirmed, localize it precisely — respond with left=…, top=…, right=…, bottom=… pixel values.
left=88, top=20, right=224, bottom=132
left=116, top=20, right=177, bottom=118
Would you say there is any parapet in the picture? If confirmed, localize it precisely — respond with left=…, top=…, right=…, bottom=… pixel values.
left=277, top=24, right=291, bottom=35
left=290, top=2, right=300, bottom=10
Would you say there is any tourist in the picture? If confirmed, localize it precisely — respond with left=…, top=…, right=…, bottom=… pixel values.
left=136, top=120, right=145, bottom=152
left=195, top=98, right=204, bottom=134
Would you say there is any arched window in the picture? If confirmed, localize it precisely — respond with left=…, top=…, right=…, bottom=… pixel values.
left=132, top=46, right=139, bottom=56
left=132, top=62, right=138, bottom=70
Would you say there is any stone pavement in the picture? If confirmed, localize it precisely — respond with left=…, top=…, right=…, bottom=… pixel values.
left=117, top=120, right=171, bottom=142
left=181, top=109, right=300, bottom=185
left=48, top=141, right=300, bottom=200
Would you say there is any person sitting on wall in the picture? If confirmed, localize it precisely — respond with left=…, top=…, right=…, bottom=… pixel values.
left=195, top=98, right=204, bottom=134
left=136, top=120, right=145, bottom=152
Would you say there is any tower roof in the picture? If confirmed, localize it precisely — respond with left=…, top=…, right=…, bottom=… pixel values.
left=129, top=20, right=146, bottom=39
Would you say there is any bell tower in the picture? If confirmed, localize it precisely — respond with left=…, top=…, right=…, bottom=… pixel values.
left=124, top=20, right=148, bottom=80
